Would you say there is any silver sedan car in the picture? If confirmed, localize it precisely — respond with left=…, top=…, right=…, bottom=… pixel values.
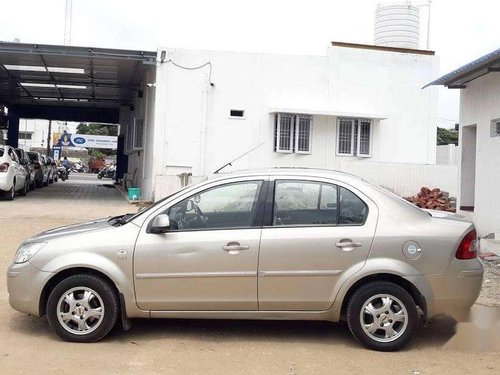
left=7, top=168, right=483, bottom=351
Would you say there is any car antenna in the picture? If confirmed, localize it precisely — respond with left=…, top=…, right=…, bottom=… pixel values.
left=213, top=142, right=265, bottom=174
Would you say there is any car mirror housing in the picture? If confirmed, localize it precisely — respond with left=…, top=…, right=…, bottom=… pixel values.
left=151, top=214, right=170, bottom=233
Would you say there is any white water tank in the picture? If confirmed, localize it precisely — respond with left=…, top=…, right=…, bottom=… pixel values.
left=374, top=1, right=420, bottom=49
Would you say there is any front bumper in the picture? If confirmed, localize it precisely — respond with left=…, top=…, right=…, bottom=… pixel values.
left=7, top=261, right=54, bottom=316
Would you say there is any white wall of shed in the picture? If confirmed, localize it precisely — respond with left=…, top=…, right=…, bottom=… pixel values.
left=458, top=73, right=500, bottom=236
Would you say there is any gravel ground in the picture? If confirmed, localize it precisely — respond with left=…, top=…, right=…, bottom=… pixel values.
left=477, top=258, right=500, bottom=307
left=0, top=175, right=499, bottom=374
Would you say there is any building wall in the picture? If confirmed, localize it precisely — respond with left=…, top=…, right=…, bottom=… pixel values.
left=338, top=159, right=458, bottom=198
left=459, top=73, right=500, bottom=236
left=135, top=45, right=439, bottom=200
left=436, top=144, right=458, bottom=165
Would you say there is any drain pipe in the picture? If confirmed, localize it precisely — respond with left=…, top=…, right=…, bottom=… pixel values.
left=199, top=77, right=209, bottom=176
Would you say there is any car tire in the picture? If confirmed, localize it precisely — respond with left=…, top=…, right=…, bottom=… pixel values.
left=43, top=178, right=48, bottom=187
left=346, top=281, right=418, bottom=352
left=36, top=176, right=43, bottom=188
left=19, top=179, right=29, bottom=196
left=3, top=180, right=15, bottom=200
left=46, top=274, right=119, bottom=343
left=30, top=179, right=36, bottom=191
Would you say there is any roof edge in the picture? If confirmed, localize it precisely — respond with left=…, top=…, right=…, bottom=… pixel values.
left=331, top=41, right=435, bottom=56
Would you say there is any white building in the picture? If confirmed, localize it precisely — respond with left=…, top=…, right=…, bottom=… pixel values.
left=16, top=119, right=74, bottom=151
left=122, top=41, right=439, bottom=201
left=426, top=47, right=500, bottom=239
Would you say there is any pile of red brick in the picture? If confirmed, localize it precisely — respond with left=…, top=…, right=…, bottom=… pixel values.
left=405, top=187, right=455, bottom=212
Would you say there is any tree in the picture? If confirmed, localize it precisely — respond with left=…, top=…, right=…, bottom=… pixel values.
left=437, top=127, right=458, bottom=146
left=76, top=123, right=118, bottom=136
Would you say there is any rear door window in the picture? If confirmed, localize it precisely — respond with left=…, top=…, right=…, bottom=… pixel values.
left=272, top=180, right=368, bottom=226
left=273, top=180, right=338, bottom=226
left=339, top=187, right=368, bottom=225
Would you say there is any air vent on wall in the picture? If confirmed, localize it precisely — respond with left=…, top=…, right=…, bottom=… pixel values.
left=230, top=109, right=245, bottom=118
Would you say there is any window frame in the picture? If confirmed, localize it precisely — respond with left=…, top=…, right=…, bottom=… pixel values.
left=125, top=118, right=144, bottom=153
left=263, top=178, right=369, bottom=228
left=147, top=180, right=268, bottom=233
left=274, top=113, right=312, bottom=154
left=336, top=117, right=372, bottom=158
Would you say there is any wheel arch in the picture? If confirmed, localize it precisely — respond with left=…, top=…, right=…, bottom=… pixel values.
left=39, top=267, right=119, bottom=317
left=338, top=273, right=427, bottom=322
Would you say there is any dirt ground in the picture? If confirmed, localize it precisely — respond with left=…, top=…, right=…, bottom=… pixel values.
left=0, top=175, right=499, bottom=374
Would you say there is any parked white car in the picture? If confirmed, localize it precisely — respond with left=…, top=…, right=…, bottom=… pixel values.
left=0, top=145, right=29, bottom=199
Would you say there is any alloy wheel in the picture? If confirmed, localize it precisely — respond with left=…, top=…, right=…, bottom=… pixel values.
left=359, top=293, right=408, bottom=343
left=56, top=287, right=105, bottom=335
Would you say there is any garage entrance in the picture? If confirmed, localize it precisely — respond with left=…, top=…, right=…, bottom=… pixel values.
left=0, top=42, right=156, bottom=201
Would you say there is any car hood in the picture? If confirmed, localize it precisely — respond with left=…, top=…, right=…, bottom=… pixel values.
left=30, top=217, right=113, bottom=242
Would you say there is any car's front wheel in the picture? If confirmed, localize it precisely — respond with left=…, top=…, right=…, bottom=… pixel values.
left=346, top=281, right=418, bottom=351
left=47, top=274, right=119, bottom=342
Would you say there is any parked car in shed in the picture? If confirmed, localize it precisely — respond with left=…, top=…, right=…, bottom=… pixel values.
left=7, top=168, right=483, bottom=351
left=15, top=148, right=36, bottom=191
left=40, top=155, right=51, bottom=186
left=0, top=145, right=29, bottom=199
left=47, top=157, right=58, bottom=183
left=27, top=152, right=45, bottom=188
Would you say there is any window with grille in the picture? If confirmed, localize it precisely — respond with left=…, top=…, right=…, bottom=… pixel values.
left=337, top=118, right=372, bottom=157
left=274, top=113, right=312, bottom=154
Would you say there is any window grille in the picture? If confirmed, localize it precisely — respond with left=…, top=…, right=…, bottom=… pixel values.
left=274, top=113, right=312, bottom=154
left=337, top=118, right=371, bottom=157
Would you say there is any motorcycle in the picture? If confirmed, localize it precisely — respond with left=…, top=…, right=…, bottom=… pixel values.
left=57, top=166, right=69, bottom=181
left=97, top=165, right=116, bottom=180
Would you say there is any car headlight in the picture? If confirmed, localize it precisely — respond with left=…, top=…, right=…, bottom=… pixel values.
left=14, top=242, right=46, bottom=264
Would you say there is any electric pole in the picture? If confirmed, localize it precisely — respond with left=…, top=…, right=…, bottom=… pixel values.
left=64, top=0, right=73, bottom=46
left=47, top=120, right=52, bottom=156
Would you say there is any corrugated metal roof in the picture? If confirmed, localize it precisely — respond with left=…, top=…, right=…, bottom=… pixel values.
left=423, top=47, right=500, bottom=89
left=0, top=42, right=156, bottom=110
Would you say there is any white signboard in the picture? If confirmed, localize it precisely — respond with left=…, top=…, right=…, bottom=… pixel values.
left=55, top=132, right=118, bottom=149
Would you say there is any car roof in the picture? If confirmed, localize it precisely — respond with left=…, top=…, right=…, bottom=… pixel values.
left=208, top=167, right=363, bottom=184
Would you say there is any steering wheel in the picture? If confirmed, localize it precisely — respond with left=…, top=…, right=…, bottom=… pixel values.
left=192, top=202, right=209, bottom=226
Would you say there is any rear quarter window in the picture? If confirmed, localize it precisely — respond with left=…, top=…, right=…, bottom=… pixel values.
left=0, top=148, right=4, bottom=157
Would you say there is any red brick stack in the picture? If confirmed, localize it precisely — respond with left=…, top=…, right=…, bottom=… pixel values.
left=405, top=187, right=455, bottom=212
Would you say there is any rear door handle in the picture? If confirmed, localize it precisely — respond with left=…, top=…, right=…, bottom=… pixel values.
left=336, top=240, right=363, bottom=250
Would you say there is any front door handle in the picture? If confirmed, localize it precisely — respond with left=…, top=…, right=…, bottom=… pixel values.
left=336, top=239, right=362, bottom=250
left=223, top=242, right=250, bottom=254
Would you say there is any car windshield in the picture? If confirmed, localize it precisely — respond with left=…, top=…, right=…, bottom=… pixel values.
left=27, top=153, right=37, bottom=162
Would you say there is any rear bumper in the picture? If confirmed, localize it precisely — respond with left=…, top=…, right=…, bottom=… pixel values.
left=421, top=259, right=483, bottom=319
left=0, top=173, right=13, bottom=191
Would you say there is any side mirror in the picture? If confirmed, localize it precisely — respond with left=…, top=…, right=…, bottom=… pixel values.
left=151, top=214, right=170, bottom=233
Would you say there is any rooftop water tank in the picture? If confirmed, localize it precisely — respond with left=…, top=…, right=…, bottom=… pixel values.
left=374, top=1, right=420, bottom=49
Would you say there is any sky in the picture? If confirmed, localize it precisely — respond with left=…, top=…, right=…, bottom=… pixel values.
left=2, top=0, right=499, bottom=125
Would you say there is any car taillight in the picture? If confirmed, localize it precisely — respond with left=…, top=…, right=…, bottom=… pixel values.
left=456, top=230, right=478, bottom=260
left=34, top=162, right=41, bottom=169
left=0, top=162, right=9, bottom=172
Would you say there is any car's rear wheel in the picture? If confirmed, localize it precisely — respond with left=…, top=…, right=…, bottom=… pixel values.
left=19, top=179, right=29, bottom=196
left=47, top=274, right=119, bottom=342
left=3, top=179, right=15, bottom=200
left=346, top=281, right=417, bottom=351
